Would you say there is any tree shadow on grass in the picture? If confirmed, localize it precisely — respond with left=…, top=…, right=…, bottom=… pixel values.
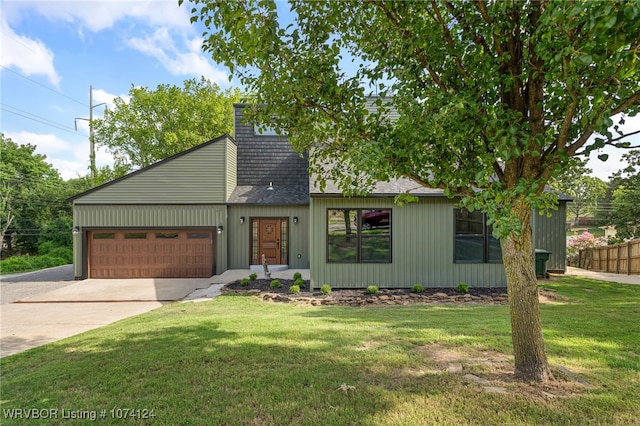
left=1, top=297, right=637, bottom=425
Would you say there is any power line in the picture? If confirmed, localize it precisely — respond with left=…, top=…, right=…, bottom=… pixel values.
left=0, top=107, right=80, bottom=135
left=1, top=103, right=79, bottom=134
left=0, top=65, right=88, bottom=107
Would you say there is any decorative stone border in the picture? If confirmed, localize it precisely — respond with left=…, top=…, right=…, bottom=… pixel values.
left=222, top=287, right=509, bottom=306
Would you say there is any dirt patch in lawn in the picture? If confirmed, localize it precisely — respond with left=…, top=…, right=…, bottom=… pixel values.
left=414, top=344, right=590, bottom=399
left=538, top=288, right=570, bottom=304
left=223, top=279, right=510, bottom=306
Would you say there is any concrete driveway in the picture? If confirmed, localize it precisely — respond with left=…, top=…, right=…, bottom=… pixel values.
left=1, top=272, right=212, bottom=358
left=565, top=266, right=640, bottom=285
left=17, top=277, right=212, bottom=302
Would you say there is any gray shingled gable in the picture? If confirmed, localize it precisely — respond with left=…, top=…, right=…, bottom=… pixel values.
left=233, top=104, right=309, bottom=204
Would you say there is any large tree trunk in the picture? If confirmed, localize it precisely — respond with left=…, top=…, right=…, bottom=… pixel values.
left=501, top=200, right=553, bottom=382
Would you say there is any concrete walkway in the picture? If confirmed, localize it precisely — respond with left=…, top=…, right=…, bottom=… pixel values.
left=182, top=269, right=310, bottom=302
left=564, top=266, right=640, bottom=285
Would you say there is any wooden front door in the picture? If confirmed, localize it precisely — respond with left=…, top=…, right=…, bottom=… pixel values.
left=251, top=218, right=288, bottom=265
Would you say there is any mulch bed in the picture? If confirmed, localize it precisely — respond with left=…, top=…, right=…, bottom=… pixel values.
left=223, top=279, right=509, bottom=306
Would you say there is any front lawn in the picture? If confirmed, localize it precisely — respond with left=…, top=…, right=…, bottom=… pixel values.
left=1, top=276, right=638, bottom=425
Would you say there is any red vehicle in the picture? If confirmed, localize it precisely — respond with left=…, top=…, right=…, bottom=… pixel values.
left=357, top=210, right=390, bottom=230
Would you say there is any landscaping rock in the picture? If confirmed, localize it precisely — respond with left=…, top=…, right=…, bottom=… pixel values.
left=463, top=374, right=490, bottom=385
left=224, top=279, right=509, bottom=307
left=557, top=366, right=594, bottom=388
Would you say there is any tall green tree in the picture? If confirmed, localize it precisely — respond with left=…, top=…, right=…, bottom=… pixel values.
left=550, top=159, right=607, bottom=226
left=608, top=150, right=640, bottom=241
left=94, top=77, right=241, bottom=172
left=185, top=1, right=640, bottom=382
left=0, top=133, right=64, bottom=256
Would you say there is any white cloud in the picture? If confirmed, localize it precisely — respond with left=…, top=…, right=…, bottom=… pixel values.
left=585, top=113, right=640, bottom=181
left=95, top=145, right=115, bottom=169
left=586, top=148, right=625, bottom=181
left=0, top=20, right=61, bottom=86
left=4, top=0, right=192, bottom=33
left=127, top=28, right=228, bottom=83
left=5, top=130, right=114, bottom=180
left=4, top=1, right=226, bottom=84
left=6, top=131, right=72, bottom=155
left=92, top=87, right=130, bottom=113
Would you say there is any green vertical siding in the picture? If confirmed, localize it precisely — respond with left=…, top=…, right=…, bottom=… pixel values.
left=73, top=204, right=227, bottom=278
left=225, top=139, right=237, bottom=201
left=310, top=197, right=507, bottom=289
left=227, top=205, right=310, bottom=269
left=533, top=202, right=568, bottom=272
left=74, top=138, right=232, bottom=204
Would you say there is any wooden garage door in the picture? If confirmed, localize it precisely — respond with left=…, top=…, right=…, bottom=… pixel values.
left=89, top=230, right=214, bottom=278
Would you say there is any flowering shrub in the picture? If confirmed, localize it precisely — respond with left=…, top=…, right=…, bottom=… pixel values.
left=567, top=231, right=606, bottom=265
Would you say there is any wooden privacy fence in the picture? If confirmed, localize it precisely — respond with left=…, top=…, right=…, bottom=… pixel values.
left=578, top=239, right=640, bottom=275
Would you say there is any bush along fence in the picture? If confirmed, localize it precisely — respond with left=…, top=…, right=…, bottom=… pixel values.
left=578, top=238, right=640, bottom=275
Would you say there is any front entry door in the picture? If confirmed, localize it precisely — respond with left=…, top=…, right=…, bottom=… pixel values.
left=251, top=218, right=288, bottom=265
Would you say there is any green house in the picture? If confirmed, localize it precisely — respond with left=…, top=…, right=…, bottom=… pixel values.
left=69, top=105, right=569, bottom=288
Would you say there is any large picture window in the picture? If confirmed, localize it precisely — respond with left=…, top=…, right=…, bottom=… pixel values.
left=454, top=208, right=502, bottom=263
left=327, top=209, right=391, bottom=263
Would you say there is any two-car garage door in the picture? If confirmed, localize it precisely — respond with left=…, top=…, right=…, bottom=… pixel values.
left=88, top=229, right=214, bottom=278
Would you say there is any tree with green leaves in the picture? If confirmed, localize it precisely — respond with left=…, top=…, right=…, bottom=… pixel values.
left=94, top=77, right=241, bottom=173
left=0, top=133, right=64, bottom=256
left=550, top=159, right=607, bottom=226
left=608, top=150, right=640, bottom=241
left=184, top=1, right=640, bottom=382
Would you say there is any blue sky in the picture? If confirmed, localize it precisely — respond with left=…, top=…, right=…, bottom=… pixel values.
left=1, top=0, right=231, bottom=179
left=1, top=0, right=637, bottom=181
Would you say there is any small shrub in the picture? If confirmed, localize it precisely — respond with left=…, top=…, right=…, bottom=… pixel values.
left=367, top=285, right=379, bottom=294
left=270, top=279, right=282, bottom=289
left=240, top=278, right=250, bottom=286
left=289, top=285, right=300, bottom=294
left=47, top=247, right=72, bottom=264
left=456, top=282, right=469, bottom=294
left=249, top=273, right=257, bottom=281
left=38, top=241, right=57, bottom=256
left=32, top=256, right=59, bottom=270
left=321, top=284, right=332, bottom=294
left=293, top=272, right=302, bottom=280
left=412, top=284, right=424, bottom=293
left=0, top=256, right=32, bottom=273
left=294, top=277, right=304, bottom=288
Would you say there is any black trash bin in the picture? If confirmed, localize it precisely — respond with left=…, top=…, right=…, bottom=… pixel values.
left=535, top=249, right=551, bottom=278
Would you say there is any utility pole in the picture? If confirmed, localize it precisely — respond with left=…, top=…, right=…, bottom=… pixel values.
left=89, top=85, right=96, bottom=184
left=75, top=85, right=105, bottom=186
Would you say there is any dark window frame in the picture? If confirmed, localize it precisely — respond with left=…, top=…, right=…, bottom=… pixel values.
left=326, top=208, right=392, bottom=264
left=453, top=208, right=502, bottom=264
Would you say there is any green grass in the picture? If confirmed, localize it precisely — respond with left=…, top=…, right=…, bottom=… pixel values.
left=1, top=276, right=639, bottom=425
left=566, top=227, right=606, bottom=237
